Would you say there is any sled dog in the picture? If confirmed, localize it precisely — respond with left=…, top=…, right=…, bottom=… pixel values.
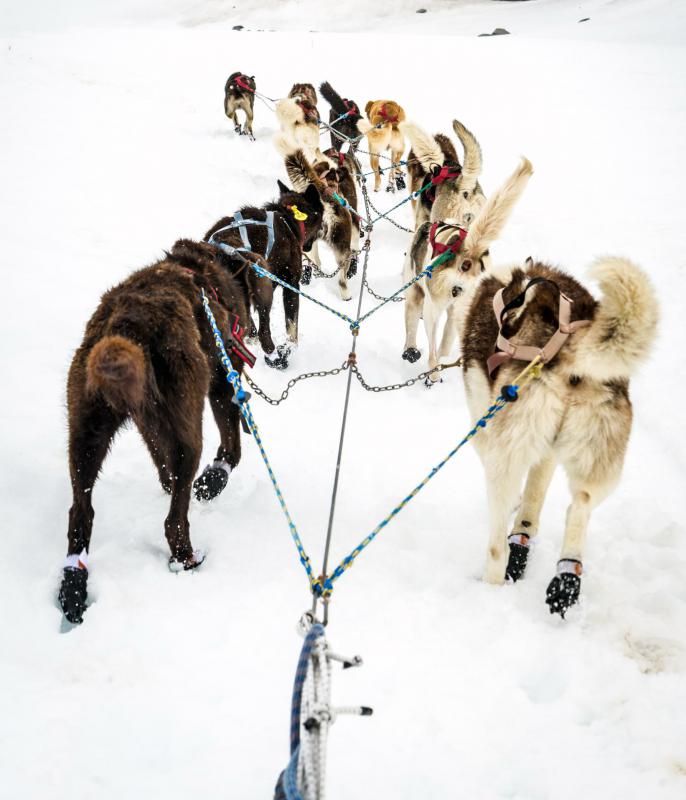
left=357, top=99, right=406, bottom=192
left=224, top=72, right=256, bottom=139
left=461, top=255, right=658, bottom=615
left=58, top=240, right=256, bottom=624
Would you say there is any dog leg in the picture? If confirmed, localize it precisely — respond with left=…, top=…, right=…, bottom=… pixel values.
left=438, top=303, right=461, bottom=363
left=422, top=294, right=442, bottom=383
left=402, top=284, right=423, bottom=363
left=480, top=447, right=529, bottom=585
left=60, top=397, right=124, bottom=624
left=370, top=151, right=381, bottom=192
left=194, top=377, right=242, bottom=502
left=231, top=111, right=241, bottom=135
left=506, top=454, right=556, bottom=582
left=283, top=286, right=299, bottom=345
left=245, top=106, right=255, bottom=140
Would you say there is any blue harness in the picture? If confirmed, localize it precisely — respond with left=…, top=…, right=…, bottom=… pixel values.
left=208, top=210, right=276, bottom=260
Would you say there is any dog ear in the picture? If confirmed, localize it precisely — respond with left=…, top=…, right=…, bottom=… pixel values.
left=277, top=179, right=291, bottom=195
left=525, top=256, right=534, bottom=269
left=304, top=182, right=323, bottom=210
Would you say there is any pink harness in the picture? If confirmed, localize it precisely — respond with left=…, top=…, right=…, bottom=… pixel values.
left=486, top=277, right=591, bottom=378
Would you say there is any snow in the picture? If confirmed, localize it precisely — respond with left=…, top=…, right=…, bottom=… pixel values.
left=1, top=1, right=685, bottom=798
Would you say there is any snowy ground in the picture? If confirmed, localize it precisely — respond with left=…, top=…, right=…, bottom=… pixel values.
left=1, top=1, right=685, bottom=798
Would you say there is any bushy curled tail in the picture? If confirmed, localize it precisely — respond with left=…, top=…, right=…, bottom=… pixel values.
left=576, top=257, right=658, bottom=380
left=284, top=149, right=319, bottom=192
left=319, top=82, right=346, bottom=115
left=399, top=122, right=444, bottom=171
left=86, top=335, right=146, bottom=412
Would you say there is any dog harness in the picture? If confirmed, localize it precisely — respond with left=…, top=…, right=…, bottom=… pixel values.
left=233, top=75, right=255, bottom=93
left=428, top=222, right=468, bottom=259
left=208, top=211, right=276, bottom=260
left=342, top=98, right=359, bottom=116
left=423, top=162, right=462, bottom=205
left=486, top=276, right=591, bottom=378
left=378, top=103, right=399, bottom=124
left=297, top=100, right=319, bottom=121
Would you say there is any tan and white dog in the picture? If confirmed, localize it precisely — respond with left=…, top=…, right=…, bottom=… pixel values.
left=460, top=256, right=658, bottom=615
left=357, top=100, right=406, bottom=192
left=401, top=153, right=534, bottom=382
left=275, top=83, right=324, bottom=164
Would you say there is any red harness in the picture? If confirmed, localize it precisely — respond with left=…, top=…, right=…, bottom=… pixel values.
left=431, top=164, right=462, bottom=186
left=429, top=222, right=468, bottom=259
left=297, top=101, right=318, bottom=121
left=234, top=75, right=255, bottom=93
left=183, top=267, right=256, bottom=368
left=379, top=103, right=399, bottom=124
left=228, top=313, right=256, bottom=368
left=342, top=98, right=359, bottom=116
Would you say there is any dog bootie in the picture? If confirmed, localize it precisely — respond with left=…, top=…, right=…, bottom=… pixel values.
left=265, top=343, right=292, bottom=370
left=58, top=551, right=89, bottom=624
left=234, top=124, right=242, bottom=135
left=545, top=559, right=582, bottom=617
left=506, top=533, right=530, bottom=582
left=402, top=347, right=421, bottom=363
left=395, top=173, right=406, bottom=191
left=168, top=550, right=206, bottom=573
left=347, top=254, right=358, bottom=278
left=302, top=262, right=313, bottom=285
left=194, top=459, right=232, bottom=501
left=385, top=182, right=396, bottom=194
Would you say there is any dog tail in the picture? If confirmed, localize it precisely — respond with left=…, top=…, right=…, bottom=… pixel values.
left=284, top=149, right=319, bottom=192
left=319, top=81, right=347, bottom=115
left=575, top=257, right=658, bottom=380
left=86, top=335, right=147, bottom=413
left=463, top=157, right=533, bottom=258
left=356, top=117, right=372, bottom=135
left=400, top=122, right=444, bottom=171
left=452, top=119, right=483, bottom=192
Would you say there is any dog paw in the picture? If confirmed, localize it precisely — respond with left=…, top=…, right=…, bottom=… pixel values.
left=302, top=263, right=312, bottom=285
left=483, top=559, right=507, bottom=585
left=194, top=461, right=231, bottom=502
left=505, top=533, right=530, bottom=582
left=385, top=183, right=396, bottom=194
left=340, top=290, right=352, bottom=301
left=423, top=376, right=443, bottom=388
left=58, top=567, right=88, bottom=625
left=347, top=257, right=358, bottom=278
left=402, top=347, right=421, bottom=363
left=395, top=174, right=406, bottom=191
left=234, top=125, right=242, bottom=135
left=264, top=343, right=291, bottom=370
left=545, top=560, right=583, bottom=617
left=169, top=550, right=206, bottom=573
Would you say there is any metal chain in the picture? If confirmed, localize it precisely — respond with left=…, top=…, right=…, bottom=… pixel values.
left=361, top=273, right=404, bottom=303
left=244, top=361, right=349, bottom=406
left=350, top=357, right=462, bottom=393
left=303, top=251, right=341, bottom=279
left=363, top=188, right=415, bottom=234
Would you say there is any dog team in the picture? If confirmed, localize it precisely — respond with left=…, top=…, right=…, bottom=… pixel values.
left=57, top=73, right=658, bottom=625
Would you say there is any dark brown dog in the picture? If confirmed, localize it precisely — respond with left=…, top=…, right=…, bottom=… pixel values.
left=319, top=82, right=362, bottom=152
left=58, top=240, right=254, bottom=625
left=224, top=71, right=256, bottom=139
left=205, top=182, right=324, bottom=368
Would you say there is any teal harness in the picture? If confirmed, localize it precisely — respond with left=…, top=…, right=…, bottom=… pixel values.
left=208, top=210, right=276, bottom=260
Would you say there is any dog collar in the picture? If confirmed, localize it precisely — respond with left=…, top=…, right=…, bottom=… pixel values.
left=342, top=98, right=359, bottom=116
left=429, top=222, right=468, bottom=259
left=486, top=276, right=591, bottom=378
left=379, top=102, right=399, bottom=124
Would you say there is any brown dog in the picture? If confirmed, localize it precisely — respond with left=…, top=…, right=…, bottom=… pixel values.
left=357, top=100, right=406, bottom=192
left=58, top=240, right=253, bottom=625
